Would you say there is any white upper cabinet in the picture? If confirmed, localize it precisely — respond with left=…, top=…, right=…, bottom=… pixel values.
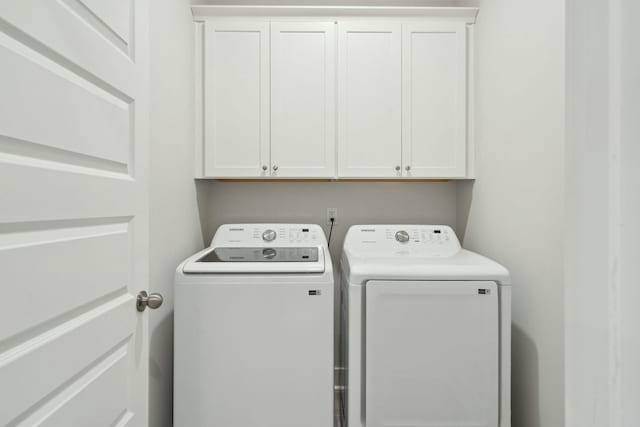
left=271, top=22, right=336, bottom=178
left=195, top=8, right=476, bottom=180
left=338, top=23, right=402, bottom=178
left=203, top=22, right=270, bottom=178
left=402, top=23, right=468, bottom=178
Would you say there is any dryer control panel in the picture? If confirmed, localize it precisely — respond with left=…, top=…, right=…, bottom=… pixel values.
left=211, top=224, right=325, bottom=247
left=344, top=225, right=461, bottom=258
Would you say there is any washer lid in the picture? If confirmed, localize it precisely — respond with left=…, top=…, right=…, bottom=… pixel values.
left=342, top=225, right=511, bottom=285
left=198, top=247, right=319, bottom=263
left=182, top=246, right=326, bottom=274
left=183, top=223, right=328, bottom=274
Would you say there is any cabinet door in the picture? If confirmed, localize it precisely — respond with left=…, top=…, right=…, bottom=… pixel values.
left=204, top=22, right=270, bottom=177
left=338, top=23, right=402, bottom=178
left=402, top=23, right=467, bottom=178
left=271, top=22, right=336, bottom=178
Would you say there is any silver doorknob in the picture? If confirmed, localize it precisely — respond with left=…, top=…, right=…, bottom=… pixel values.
left=395, top=165, right=401, bottom=171
left=136, top=291, right=163, bottom=312
left=262, top=165, right=268, bottom=171
left=272, top=165, right=279, bottom=171
left=405, top=165, right=411, bottom=171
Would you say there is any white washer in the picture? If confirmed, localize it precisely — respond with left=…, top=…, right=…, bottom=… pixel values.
left=175, top=224, right=334, bottom=427
left=340, top=225, right=511, bottom=427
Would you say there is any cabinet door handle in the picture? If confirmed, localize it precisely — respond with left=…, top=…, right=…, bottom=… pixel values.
left=272, top=165, right=279, bottom=171
left=262, top=165, right=268, bottom=171
left=395, top=165, right=401, bottom=171
left=405, top=165, right=411, bottom=171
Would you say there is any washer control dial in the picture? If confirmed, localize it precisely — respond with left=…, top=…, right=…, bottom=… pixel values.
left=262, top=229, right=277, bottom=242
left=395, top=230, right=410, bottom=243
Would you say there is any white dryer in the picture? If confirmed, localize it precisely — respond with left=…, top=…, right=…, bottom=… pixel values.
left=340, top=225, right=511, bottom=427
left=174, top=224, right=334, bottom=427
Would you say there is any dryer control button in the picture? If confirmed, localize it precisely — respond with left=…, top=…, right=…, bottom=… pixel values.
left=395, top=230, right=410, bottom=243
left=262, top=229, right=277, bottom=242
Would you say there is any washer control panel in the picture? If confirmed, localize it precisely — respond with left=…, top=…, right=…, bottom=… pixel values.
left=212, top=224, right=325, bottom=247
left=254, top=226, right=319, bottom=244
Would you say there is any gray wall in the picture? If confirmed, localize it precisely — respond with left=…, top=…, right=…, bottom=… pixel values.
left=149, top=1, right=204, bottom=426
left=565, top=0, right=640, bottom=425
left=564, top=0, right=609, bottom=424
left=200, top=181, right=458, bottom=263
left=619, top=1, right=640, bottom=422
left=456, top=0, right=566, bottom=426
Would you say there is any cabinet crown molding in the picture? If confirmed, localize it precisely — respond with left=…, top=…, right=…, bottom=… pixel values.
left=191, top=5, right=478, bottom=23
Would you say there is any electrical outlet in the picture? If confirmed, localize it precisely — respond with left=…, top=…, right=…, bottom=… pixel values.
left=326, top=208, right=338, bottom=225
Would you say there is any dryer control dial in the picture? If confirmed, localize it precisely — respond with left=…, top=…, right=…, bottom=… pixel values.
left=262, top=229, right=277, bottom=242
left=395, top=230, right=410, bottom=243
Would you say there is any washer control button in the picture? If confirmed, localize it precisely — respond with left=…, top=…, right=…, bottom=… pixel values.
left=395, top=230, right=410, bottom=243
left=262, top=229, right=277, bottom=242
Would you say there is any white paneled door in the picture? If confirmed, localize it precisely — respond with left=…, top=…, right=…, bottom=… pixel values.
left=0, top=1, right=150, bottom=426
left=338, top=23, right=402, bottom=178
left=402, top=23, right=467, bottom=178
left=203, top=22, right=270, bottom=178
left=271, top=22, right=336, bottom=178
